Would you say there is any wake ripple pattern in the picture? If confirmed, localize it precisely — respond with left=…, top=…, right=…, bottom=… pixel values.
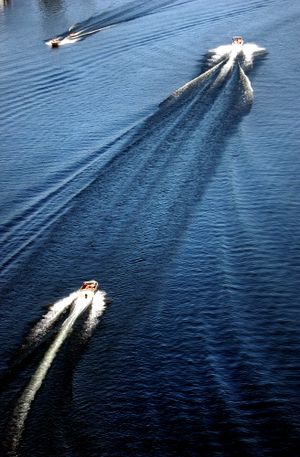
left=45, top=0, right=183, bottom=46
left=162, top=41, right=266, bottom=107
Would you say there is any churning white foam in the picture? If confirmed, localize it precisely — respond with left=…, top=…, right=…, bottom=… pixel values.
left=162, top=41, right=266, bottom=106
left=27, top=292, right=78, bottom=345
left=84, top=290, right=107, bottom=337
left=209, top=42, right=266, bottom=68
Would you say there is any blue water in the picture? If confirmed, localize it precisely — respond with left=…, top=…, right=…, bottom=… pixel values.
left=0, top=0, right=300, bottom=456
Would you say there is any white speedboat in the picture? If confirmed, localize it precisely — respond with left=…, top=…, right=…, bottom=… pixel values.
left=79, top=280, right=99, bottom=299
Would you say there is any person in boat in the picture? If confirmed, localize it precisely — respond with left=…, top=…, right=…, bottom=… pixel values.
left=232, top=36, right=244, bottom=45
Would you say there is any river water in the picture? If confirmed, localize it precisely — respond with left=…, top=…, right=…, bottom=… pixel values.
left=0, top=1, right=299, bottom=456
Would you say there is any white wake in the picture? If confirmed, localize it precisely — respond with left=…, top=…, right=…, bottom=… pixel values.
left=208, top=42, right=266, bottom=69
left=84, top=290, right=107, bottom=337
left=26, top=292, right=77, bottom=345
left=8, top=288, right=106, bottom=454
left=163, top=41, right=266, bottom=106
left=45, top=25, right=114, bottom=47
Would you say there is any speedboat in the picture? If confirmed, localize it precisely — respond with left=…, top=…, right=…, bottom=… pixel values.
left=78, top=280, right=99, bottom=301
left=232, top=36, right=244, bottom=46
left=80, top=280, right=99, bottom=294
left=50, top=38, right=61, bottom=48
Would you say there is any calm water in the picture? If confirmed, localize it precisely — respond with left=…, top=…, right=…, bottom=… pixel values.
left=0, top=0, right=300, bottom=456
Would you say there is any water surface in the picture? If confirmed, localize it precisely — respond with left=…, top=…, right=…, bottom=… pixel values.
left=0, top=1, right=300, bottom=456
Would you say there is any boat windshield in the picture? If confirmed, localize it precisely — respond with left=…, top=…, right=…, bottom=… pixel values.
left=81, top=281, right=97, bottom=290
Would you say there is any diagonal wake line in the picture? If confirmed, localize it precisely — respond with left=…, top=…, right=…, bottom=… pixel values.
left=24, top=292, right=78, bottom=347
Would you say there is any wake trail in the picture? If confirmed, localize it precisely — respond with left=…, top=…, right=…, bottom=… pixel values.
left=162, top=41, right=266, bottom=107
left=83, top=290, right=107, bottom=338
left=46, top=0, right=178, bottom=46
left=6, top=289, right=106, bottom=455
left=25, top=292, right=77, bottom=347
left=122, top=55, right=224, bottom=157
left=0, top=293, right=78, bottom=387
left=126, top=41, right=261, bottom=172
left=102, top=40, right=267, bottom=228
left=83, top=41, right=266, bottom=230
left=238, top=64, right=253, bottom=104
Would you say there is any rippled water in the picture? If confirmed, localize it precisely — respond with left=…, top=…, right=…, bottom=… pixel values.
left=0, top=1, right=300, bottom=456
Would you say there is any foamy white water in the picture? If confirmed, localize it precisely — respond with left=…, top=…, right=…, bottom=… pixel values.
left=164, top=41, right=266, bottom=104
left=76, top=24, right=115, bottom=37
left=84, top=290, right=107, bottom=337
left=239, top=64, right=254, bottom=103
left=45, top=36, right=80, bottom=46
left=8, top=289, right=106, bottom=454
left=26, top=292, right=78, bottom=345
left=242, top=43, right=266, bottom=68
left=209, top=50, right=237, bottom=90
left=209, top=42, right=266, bottom=69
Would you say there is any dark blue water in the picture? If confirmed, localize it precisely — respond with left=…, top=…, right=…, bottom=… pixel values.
left=1, top=0, right=300, bottom=456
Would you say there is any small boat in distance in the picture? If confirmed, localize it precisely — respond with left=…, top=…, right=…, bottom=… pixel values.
left=48, top=32, right=79, bottom=48
left=232, top=36, right=244, bottom=46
